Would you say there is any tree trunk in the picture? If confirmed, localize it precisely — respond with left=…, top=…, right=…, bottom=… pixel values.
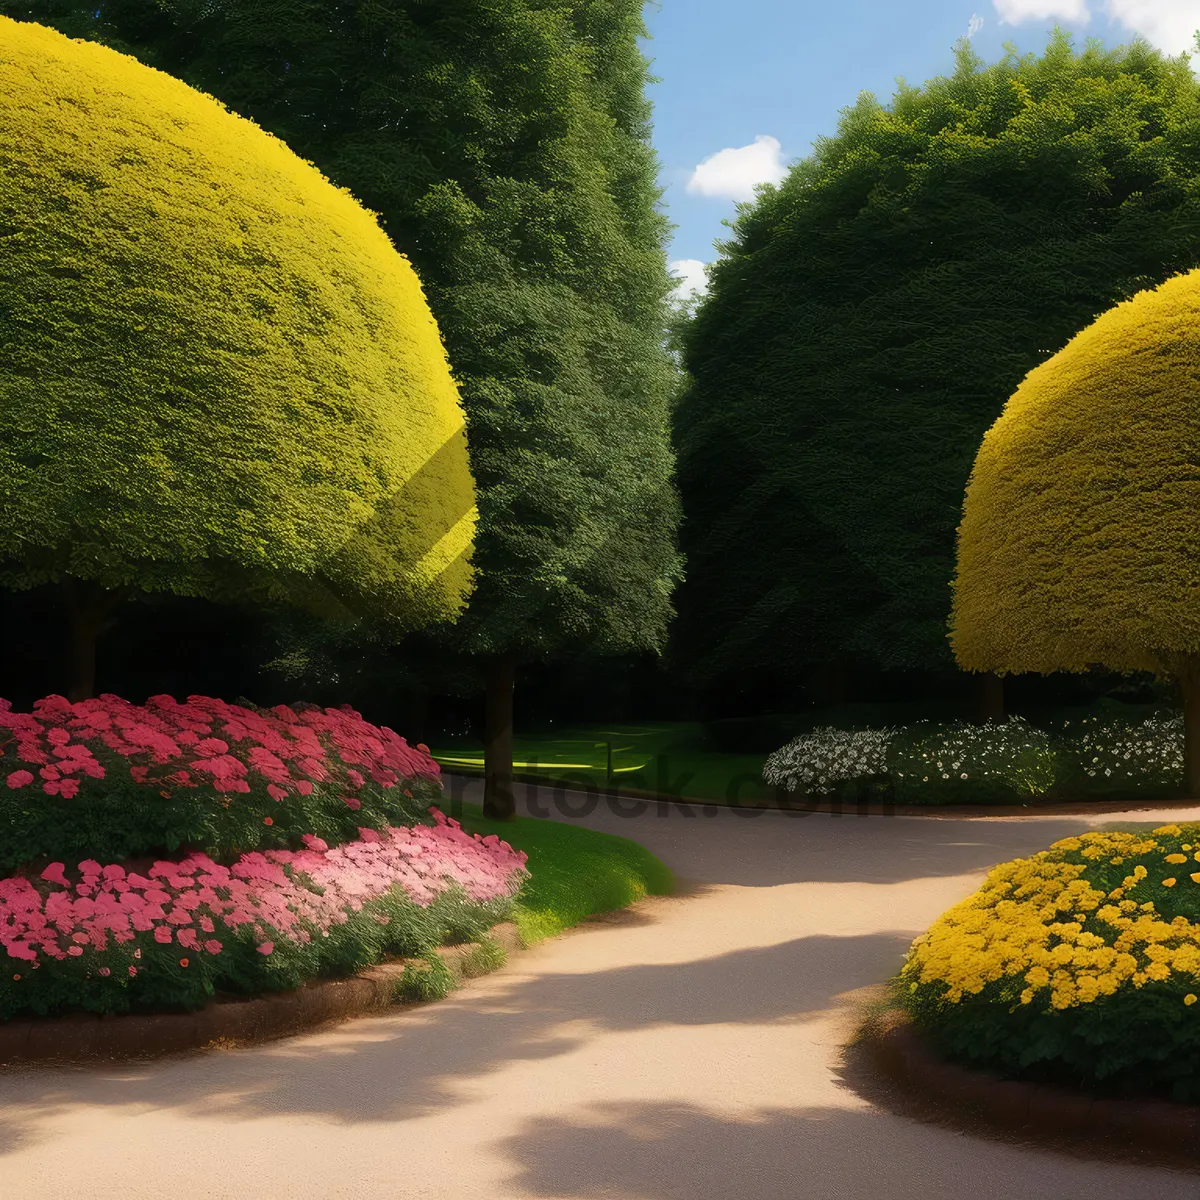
left=1179, top=658, right=1200, bottom=798
left=63, top=580, right=122, bottom=702
left=483, top=655, right=517, bottom=821
left=975, top=671, right=1005, bottom=724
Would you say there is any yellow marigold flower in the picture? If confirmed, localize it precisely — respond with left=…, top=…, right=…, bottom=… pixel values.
left=1133, top=866, right=1149, bottom=880
left=1146, top=963, right=1171, bottom=981
left=1164, top=878, right=1178, bottom=887
left=1187, top=994, right=1198, bottom=1006
left=1166, top=854, right=1188, bottom=865
left=1020, top=987, right=1035, bottom=1005
left=1155, top=825, right=1182, bottom=837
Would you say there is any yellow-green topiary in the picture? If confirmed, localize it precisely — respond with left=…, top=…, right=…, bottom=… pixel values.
left=0, top=18, right=476, bottom=684
left=951, top=266, right=1200, bottom=787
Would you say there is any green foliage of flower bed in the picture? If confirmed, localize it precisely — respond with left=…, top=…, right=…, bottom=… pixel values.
left=899, top=823, right=1200, bottom=1100
left=457, top=801, right=675, bottom=945
left=764, top=710, right=1186, bottom=805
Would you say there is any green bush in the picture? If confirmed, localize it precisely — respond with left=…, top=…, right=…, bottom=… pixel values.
left=395, top=950, right=458, bottom=1004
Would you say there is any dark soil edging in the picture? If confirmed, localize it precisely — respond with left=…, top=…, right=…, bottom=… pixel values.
left=0, top=922, right=524, bottom=1067
left=859, top=1006, right=1200, bottom=1165
left=443, top=770, right=1200, bottom=820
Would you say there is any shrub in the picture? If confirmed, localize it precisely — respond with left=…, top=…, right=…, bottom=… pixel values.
left=889, top=717, right=1059, bottom=805
left=762, top=726, right=892, bottom=795
left=0, top=693, right=444, bottom=870
left=395, top=951, right=458, bottom=1004
left=900, top=823, right=1200, bottom=1100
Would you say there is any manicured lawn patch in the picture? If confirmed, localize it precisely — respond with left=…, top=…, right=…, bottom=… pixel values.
left=456, top=800, right=675, bottom=944
left=434, top=721, right=775, bottom=806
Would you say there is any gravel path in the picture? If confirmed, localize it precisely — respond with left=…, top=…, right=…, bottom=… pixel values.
left=3, top=781, right=1200, bottom=1198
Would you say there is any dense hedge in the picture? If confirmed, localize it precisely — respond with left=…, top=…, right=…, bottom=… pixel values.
left=0, top=17, right=475, bottom=620
left=901, top=824, right=1200, bottom=1100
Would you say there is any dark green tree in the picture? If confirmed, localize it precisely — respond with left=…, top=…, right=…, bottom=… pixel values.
left=674, top=30, right=1200, bottom=711
left=4, top=0, right=683, bottom=815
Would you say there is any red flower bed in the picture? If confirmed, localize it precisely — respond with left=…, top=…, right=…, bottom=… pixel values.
left=0, top=694, right=446, bottom=870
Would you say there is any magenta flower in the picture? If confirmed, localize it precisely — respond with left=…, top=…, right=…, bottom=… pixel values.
left=6, top=770, right=33, bottom=789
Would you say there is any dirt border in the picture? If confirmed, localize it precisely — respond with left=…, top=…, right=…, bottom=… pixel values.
left=443, top=770, right=1200, bottom=820
left=0, top=922, right=523, bottom=1067
left=858, top=1005, right=1200, bottom=1164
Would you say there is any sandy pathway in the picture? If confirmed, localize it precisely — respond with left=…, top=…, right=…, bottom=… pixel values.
left=2, top=782, right=1199, bottom=1198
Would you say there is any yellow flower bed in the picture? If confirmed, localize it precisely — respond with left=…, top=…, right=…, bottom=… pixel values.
left=900, top=824, right=1200, bottom=1098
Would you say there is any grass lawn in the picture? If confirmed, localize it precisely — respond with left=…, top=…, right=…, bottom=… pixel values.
left=433, top=721, right=776, bottom=806
left=455, top=799, right=675, bottom=944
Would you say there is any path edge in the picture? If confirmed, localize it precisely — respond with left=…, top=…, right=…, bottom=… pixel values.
left=0, top=921, right=524, bottom=1067
left=858, top=1004, right=1200, bottom=1160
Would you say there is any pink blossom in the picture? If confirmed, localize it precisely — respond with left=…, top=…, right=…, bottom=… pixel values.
left=6, top=770, right=33, bottom=789
left=257, top=942, right=274, bottom=956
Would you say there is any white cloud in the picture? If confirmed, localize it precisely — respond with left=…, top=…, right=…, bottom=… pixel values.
left=967, top=13, right=985, bottom=37
left=993, top=0, right=1090, bottom=24
left=686, top=135, right=788, bottom=203
left=993, top=0, right=1200, bottom=54
left=1107, top=0, right=1200, bottom=54
left=669, top=258, right=709, bottom=303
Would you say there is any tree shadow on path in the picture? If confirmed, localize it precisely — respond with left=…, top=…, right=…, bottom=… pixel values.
left=493, top=1098, right=1199, bottom=1200
left=0, top=931, right=914, bottom=1141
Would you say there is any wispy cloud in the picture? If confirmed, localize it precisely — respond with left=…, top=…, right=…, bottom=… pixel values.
left=993, top=0, right=1089, bottom=25
left=993, top=0, right=1200, bottom=54
left=967, top=12, right=985, bottom=37
left=686, top=135, right=788, bottom=203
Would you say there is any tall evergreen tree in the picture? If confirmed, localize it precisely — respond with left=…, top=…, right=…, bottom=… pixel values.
left=3, top=0, right=683, bottom=815
left=674, top=31, right=1200, bottom=707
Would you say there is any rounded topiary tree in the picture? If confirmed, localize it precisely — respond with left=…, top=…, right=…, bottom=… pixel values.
left=0, top=18, right=476, bottom=697
left=951, top=267, right=1200, bottom=792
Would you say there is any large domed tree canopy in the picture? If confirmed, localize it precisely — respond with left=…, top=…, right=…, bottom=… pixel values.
left=10, top=0, right=685, bottom=818
left=952, top=267, right=1200, bottom=790
left=674, top=30, right=1200, bottom=709
left=0, top=18, right=476, bottom=696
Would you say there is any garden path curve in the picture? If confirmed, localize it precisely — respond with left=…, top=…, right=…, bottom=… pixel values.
left=2, top=782, right=1199, bottom=1199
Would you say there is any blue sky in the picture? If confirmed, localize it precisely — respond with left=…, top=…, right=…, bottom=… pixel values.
left=642, top=0, right=1200, bottom=300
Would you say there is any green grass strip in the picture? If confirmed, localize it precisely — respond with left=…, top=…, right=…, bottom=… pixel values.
left=455, top=801, right=674, bottom=946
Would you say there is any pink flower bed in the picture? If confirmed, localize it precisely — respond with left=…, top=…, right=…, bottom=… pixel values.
left=1, top=809, right=527, bottom=970
left=0, top=692, right=439, bottom=800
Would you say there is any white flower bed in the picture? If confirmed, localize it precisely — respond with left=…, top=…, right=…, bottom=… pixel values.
left=761, top=710, right=1185, bottom=803
left=763, top=726, right=893, bottom=794
left=890, top=716, right=1058, bottom=799
left=1057, top=712, right=1182, bottom=788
